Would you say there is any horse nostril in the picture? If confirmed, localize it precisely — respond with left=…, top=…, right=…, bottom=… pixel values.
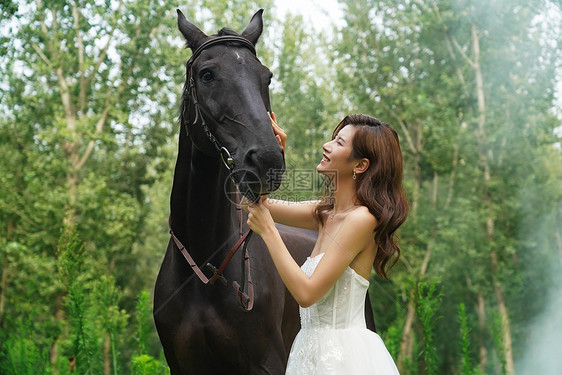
left=245, top=148, right=259, bottom=166
left=244, top=148, right=281, bottom=172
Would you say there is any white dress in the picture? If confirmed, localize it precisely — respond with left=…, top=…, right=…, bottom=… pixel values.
left=286, top=253, right=400, bottom=374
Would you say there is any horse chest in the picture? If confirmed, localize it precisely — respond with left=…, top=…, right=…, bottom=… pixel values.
left=175, top=302, right=274, bottom=372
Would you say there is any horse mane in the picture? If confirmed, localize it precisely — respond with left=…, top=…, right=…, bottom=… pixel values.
left=179, top=80, right=189, bottom=134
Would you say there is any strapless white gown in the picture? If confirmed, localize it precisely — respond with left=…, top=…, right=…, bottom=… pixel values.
left=286, top=253, right=400, bottom=374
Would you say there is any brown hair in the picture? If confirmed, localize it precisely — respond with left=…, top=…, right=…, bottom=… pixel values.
left=315, top=114, right=408, bottom=279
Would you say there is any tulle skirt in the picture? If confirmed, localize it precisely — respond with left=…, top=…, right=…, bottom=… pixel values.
left=286, top=327, right=400, bottom=375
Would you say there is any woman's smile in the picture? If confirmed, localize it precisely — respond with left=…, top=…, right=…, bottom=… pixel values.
left=317, top=125, right=357, bottom=174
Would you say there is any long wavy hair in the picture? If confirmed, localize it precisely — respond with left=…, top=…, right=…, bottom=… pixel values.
left=315, top=114, right=408, bottom=279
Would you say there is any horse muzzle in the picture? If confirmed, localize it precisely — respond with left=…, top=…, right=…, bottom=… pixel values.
left=230, top=148, right=285, bottom=201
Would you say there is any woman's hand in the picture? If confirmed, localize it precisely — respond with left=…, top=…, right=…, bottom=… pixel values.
left=247, top=196, right=276, bottom=238
left=241, top=195, right=267, bottom=213
left=269, top=112, right=286, bottom=151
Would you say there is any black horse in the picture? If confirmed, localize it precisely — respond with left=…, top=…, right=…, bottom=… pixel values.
left=153, top=9, right=374, bottom=374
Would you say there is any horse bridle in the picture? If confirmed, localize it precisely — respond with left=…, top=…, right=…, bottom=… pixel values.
left=183, top=36, right=257, bottom=170
left=170, top=36, right=259, bottom=311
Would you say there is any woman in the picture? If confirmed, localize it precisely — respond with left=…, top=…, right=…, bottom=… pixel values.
left=246, top=113, right=407, bottom=374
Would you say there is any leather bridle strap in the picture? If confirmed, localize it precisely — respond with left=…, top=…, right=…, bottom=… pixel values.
left=170, top=226, right=211, bottom=284
left=169, top=220, right=251, bottom=284
left=204, top=229, right=252, bottom=285
left=169, top=216, right=255, bottom=311
left=185, top=76, right=235, bottom=170
left=186, top=36, right=256, bottom=71
left=183, top=36, right=257, bottom=171
left=233, top=239, right=254, bottom=310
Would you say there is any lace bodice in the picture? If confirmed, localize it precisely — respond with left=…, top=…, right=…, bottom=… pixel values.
left=286, top=253, right=400, bottom=374
left=299, top=253, right=369, bottom=330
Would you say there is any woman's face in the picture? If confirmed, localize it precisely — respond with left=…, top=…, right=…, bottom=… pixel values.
left=317, top=125, right=358, bottom=178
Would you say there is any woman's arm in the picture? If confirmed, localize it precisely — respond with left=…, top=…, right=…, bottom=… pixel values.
left=248, top=200, right=375, bottom=307
left=263, top=198, right=319, bottom=231
left=242, top=197, right=319, bottom=231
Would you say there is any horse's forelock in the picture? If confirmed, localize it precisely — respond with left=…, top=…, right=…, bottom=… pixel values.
left=216, top=28, right=240, bottom=37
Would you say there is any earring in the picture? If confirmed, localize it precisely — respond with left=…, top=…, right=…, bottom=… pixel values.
left=353, top=170, right=357, bottom=180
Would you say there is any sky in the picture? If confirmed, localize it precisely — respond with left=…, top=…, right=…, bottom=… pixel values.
left=273, top=0, right=345, bottom=31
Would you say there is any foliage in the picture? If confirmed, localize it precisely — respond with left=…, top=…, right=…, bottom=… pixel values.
left=415, top=280, right=443, bottom=375
left=0, top=319, right=51, bottom=375
left=0, top=0, right=561, bottom=374
left=490, top=311, right=507, bottom=375
left=130, top=354, right=170, bottom=375
left=0, top=0, right=280, bottom=373
left=376, top=290, right=404, bottom=360
left=57, top=227, right=98, bottom=374
left=269, top=12, right=336, bottom=202
left=334, top=0, right=562, bottom=373
left=458, top=303, right=476, bottom=375
left=133, top=290, right=152, bottom=356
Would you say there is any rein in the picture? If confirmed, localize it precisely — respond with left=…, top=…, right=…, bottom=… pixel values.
left=169, top=212, right=254, bottom=311
left=171, top=35, right=259, bottom=311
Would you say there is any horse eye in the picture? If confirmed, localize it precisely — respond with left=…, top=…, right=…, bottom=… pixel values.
left=200, top=70, right=214, bottom=83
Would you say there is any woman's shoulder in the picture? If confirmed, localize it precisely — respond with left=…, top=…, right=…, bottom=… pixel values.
left=347, top=206, right=377, bottom=230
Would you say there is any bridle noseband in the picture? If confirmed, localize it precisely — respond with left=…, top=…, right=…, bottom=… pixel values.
left=171, top=35, right=259, bottom=311
left=183, top=36, right=257, bottom=171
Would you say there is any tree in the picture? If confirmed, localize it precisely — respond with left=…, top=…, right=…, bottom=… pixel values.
left=334, top=0, right=464, bottom=369
left=269, top=12, right=339, bottom=201
left=0, top=1, right=281, bottom=372
left=0, top=0, right=180, bottom=371
left=333, top=0, right=562, bottom=373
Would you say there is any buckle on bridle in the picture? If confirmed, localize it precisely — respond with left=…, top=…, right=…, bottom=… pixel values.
left=220, top=147, right=235, bottom=170
left=205, top=263, right=228, bottom=286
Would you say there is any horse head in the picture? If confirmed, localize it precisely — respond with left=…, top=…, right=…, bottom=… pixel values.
left=177, top=9, right=284, bottom=201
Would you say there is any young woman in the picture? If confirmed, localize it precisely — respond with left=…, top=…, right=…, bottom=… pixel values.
left=246, top=113, right=407, bottom=374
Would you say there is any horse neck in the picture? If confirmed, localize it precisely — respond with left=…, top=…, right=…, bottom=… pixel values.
left=170, top=131, right=239, bottom=260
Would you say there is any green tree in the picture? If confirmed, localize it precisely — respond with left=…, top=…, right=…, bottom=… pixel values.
left=0, top=0, right=180, bottom=371
left=334, top=0, right=465, bottom=370
left=0, top=1, right=292, bottom=373
left=269, top=12, right=337, bottom=201
left=334, top=0, right=562, bottom=373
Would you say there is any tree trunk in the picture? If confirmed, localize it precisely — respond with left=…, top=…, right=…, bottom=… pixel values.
left=435, top=4, right=517, bottom=372
left=398, top=301, right=416, bottom=372
left=397, top=144, right=421, bottom=372
left=471, top=23, right=515, bottom=375
left=411, top=151, right=421, bottom=219
left=466, top=274, right=488, bottom=372
left=490, top=250, right=515, bottom=374
left=398, top=173, right=438, bottom=372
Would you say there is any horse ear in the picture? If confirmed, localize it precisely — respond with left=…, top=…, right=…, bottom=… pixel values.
left=177, top=9, right=207, bottom=51
left=241, top=9, right=264, bottom=45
